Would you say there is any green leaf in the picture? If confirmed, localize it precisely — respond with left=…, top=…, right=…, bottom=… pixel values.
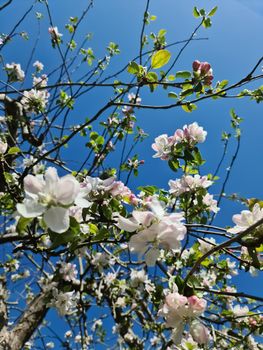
left=147, top=71, right=158, bottom=81
left=181, top=103, right=197, bottom=113
left=175, top=71, right=192, bottom=79
left=208, top=6, right=218, bottom=17
left=7, top=146, right=20, bottom=155
left=193, top=7, right=200, bottom=18
left=158, top=29, right=167, bottom=37
left=168, top=74, right=175, bottom=81
left=203, top=17, right=212, bottom=28
left=168, top=92, right=178, bottom=99
left=127, top=61, right=139, bottom=74
left=168, top=159, right=179, bottom=172
left=180, top=88, right=194, bottom=98
left=218, top=80, right=229, bottom=89
left=151, top=49, right=171, bottom=69
left=17, top=217, right=32, bottom=234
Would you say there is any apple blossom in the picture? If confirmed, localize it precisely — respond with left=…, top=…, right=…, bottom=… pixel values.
left=190, top=320, right=210, bottom=345
left=20, top=88, right=49, bottom=114
left=159, top=291, right=207, bottom=344
left=152, top=134, right=173, bottom=159
left=228, top=203, right=263, bottom=234
left=173, top=122, right=207, bottom=145
left=115, top=198, right=186, bottom=265
left=48, top=26, right=63, bottom=45
left=0, top=140, right=7, bottom=154
left=169, top=174, right=213, bottom=196
left=33, top=60, right=44, bottom=72
left=17, top=167, right=82, bottom=233
left=5, top=62, right=25, bottom=82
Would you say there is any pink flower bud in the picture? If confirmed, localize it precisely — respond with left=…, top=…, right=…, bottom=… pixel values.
left=200, top=62, right=211, bottom=74
left=190, top=321, right=210, bottom=344
left=188, top=295, right=207, bottom=313
left=192, top=60, right=201, bottom=71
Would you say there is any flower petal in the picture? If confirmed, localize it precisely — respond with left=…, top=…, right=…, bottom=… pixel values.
left=17, top=199, right=46, bottom=218
left=44, top=206, right=69, bottom=233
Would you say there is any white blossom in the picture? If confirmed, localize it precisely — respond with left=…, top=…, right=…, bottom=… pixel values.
left=5, top=62, right=25, bottom=82
left=17, top=167, right=82, bottom=233
left=152, top=134, right=173, bottom=160
left=169, top=175, right=213, bottom=196
left=116, top=198, right=186, bottom=266
left=228, top=203, right=263, bottom=234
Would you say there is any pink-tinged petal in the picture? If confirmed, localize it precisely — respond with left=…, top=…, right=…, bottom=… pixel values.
left=115, top=215, right=140, bottom=232
left=45, top=167, right=59, bottom=193
left=190, top=321, right=210, bottom=344
left=145, top=248, right=159, bottom=266
left=132, top=210, right=154, bottom=227
left=149, top=198, right=165, bottom=219
left=24, top=175, right=44, bottom=195
left=44, top=206, right=69, bottom=233
left=17, top=200, right=46, bottom=218
left=56, top=175, right=80, bottom=205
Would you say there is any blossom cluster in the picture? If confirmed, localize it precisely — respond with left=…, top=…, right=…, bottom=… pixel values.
left=115, top=197, right=187, bottom=265
left=158, top=289, right=209, bottom=345
left=152, top=122, right=206, bottom=160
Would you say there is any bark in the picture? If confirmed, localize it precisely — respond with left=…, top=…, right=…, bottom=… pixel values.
left=0, top=291, right=49, bottom=350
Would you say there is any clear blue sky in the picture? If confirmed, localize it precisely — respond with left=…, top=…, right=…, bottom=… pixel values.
left=1, top=0, right=263, bottom=346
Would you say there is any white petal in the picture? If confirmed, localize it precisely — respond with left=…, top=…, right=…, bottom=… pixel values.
left=17, top=200, right=46, bottom=218
left=115, top=215, right=140, bottom=232
left=145, top=248, right=159, bottom=266
left=75, top=196, right=91, bottom=208
left=149, top=197, right=165, bottom=219
left=24, top=175, right=44, bottom=195
left=44, top=207, right=69, bottom=233
left=45, top=167, right=59, bottom=193
left=56, top=176, right=80, bottom=205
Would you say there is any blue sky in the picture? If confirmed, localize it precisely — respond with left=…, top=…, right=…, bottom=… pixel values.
left=1, top=0, right=263, bottom=346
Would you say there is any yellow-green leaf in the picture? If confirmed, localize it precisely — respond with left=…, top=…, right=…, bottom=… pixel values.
left=151, top=49, right=171, bottom=69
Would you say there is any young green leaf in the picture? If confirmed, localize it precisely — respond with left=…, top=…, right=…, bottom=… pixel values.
left=193, top=7, right=200, bottom=18
left=151, top=49, right=171, bottom=69
left=175, top=71, right=192, bottom=79
left=127, top=61, right=139, bottom=74
left=208, top=6, right=218, bottom=17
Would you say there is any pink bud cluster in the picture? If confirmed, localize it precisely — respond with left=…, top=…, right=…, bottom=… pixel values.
left=192, top=60, right=213, bottom=85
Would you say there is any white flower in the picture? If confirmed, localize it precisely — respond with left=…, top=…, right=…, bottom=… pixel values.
left=152, top=134, right=173, bottom=160
left=228, top=203, right=263, bottom=234
left=173, top=122, right=207, bottom=145
left=116, top=198, right=186, bottom=266
left=190, top=320, right=210, bottom=345
left=130, top=269, right=147, bottom=287
left=21, top=88, right=49, bottom=114
left=0, top=141, right=7, bottom=154
left=197, top=237, right=216, bottom=254
left=48, top=288, right=78, bottom=316
left=33, top=74, right=48, bottom=88
left=5, top=62, right=25, bottom=82
left=48, top=26, right=63, bottom=42
left=202, top=193, right=219, bottom=213
left=169, top=175, right=212, bottom=196
left=33, top=60, right=44, bottom=72
left=158, top=293, right=207, bottom=344
left=17, top=167, right=82, bottom=233
left=232, top=304, right=249, bottom=320
left=59, top=263, right=78, bottom=283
